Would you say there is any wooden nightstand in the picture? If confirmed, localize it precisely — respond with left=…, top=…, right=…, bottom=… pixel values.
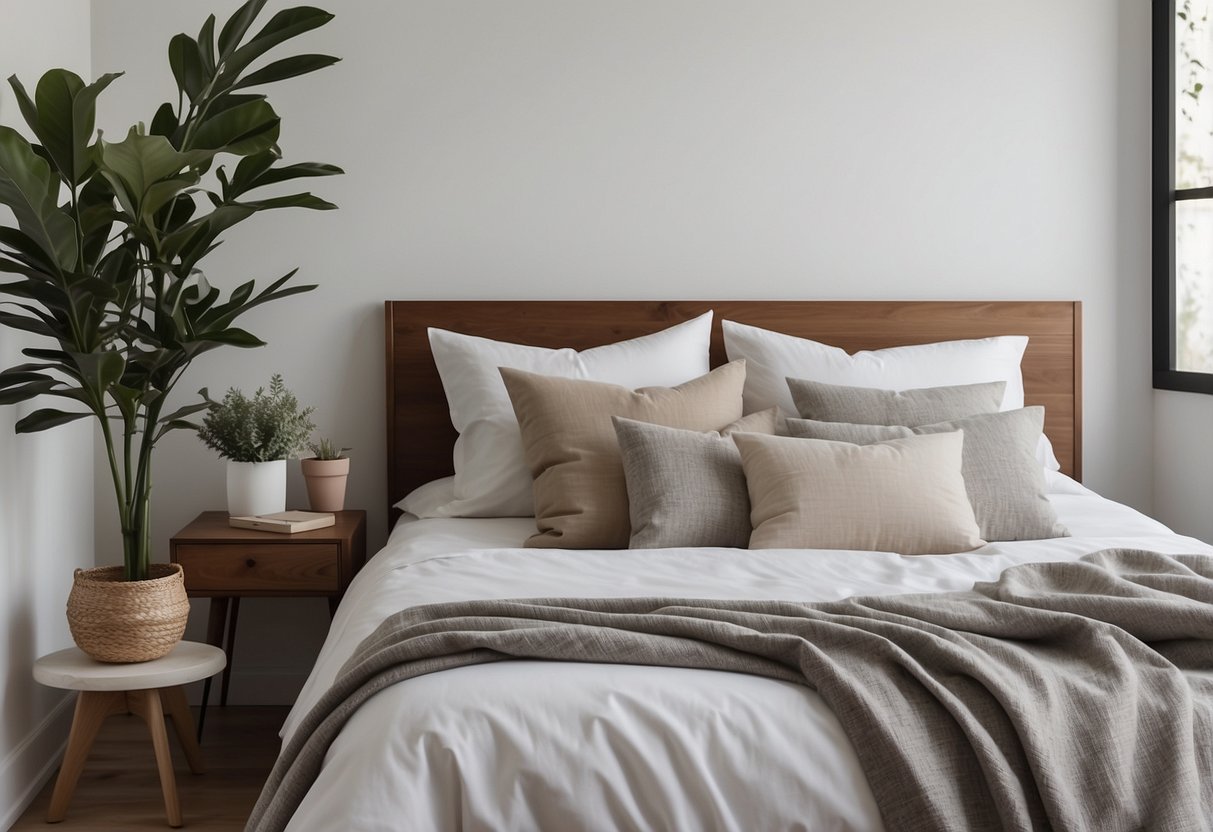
left=169, top=510, right=366, bottom=733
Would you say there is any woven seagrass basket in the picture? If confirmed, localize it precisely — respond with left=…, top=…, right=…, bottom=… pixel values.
left=66, top=563, right=190, bottom=663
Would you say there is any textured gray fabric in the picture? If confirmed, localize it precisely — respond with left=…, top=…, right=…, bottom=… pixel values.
left=248, top=550, right=1213, bottom=832
left=787, top=377, right=1005, bottom=425
left=614, top=409, right=777, bottom=549
left=785, top=407, right=1068, bottom=542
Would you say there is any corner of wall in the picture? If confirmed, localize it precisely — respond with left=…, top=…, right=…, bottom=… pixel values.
left=0, top=1, right=95, bottom=824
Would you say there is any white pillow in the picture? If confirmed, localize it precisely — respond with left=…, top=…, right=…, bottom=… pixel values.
left=428, top=311, right=713, bottom=517
left=721, top=320, right=1061, bottom=471
left=397, top=476, right=457, bottom=518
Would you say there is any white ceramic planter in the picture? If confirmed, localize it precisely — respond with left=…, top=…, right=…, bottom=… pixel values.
left=226, top=459, right=287, bottom=516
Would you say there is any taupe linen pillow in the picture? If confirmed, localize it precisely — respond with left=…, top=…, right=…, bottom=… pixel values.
left=501, top=361, right=747, bottom=549
left=786, top=378, right=1005, bottom=425
left=614, top=409, right=779, bottom=550
left=734, top=431, right=985, bottom=554
left=785, top=407, right=1068, bottom=542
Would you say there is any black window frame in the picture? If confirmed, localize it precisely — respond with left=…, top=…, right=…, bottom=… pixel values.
left=1155, top=0, right=1213, bottom=393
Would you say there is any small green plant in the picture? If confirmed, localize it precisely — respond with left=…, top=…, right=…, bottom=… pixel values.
left=197, top=374, right=314, bottom=462
left=308, top=437, right=350, bottom=460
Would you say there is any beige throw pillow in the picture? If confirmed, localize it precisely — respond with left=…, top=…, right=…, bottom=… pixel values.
left=784, top=408, right=1068, bottom=542
left=734, top=431, right=985, bottom=555
left=501, top=361, right=747, bottom=549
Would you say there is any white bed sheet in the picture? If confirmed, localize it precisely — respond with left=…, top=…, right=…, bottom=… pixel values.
left=280, top=479, right=1211, bottom=831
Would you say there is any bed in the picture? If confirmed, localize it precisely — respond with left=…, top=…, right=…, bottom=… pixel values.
left=256, top=301, right=1213, bottom=832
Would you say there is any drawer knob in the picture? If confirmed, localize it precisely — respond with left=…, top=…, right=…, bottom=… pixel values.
left=245, top=558, right=256, bottom=568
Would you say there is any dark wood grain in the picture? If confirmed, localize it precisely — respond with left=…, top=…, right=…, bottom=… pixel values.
left=173, top=544, right=340, bottom=593
left=385, top=301, right=1083, bottom=517
left=169, top=511, right=366, bottom=597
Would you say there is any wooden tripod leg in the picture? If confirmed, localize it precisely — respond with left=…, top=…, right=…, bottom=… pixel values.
left=46, top=691, right=126, bottom=823
left=160, top=684, right=206, bottom=774
left=136, top=689, right=183, bottom=828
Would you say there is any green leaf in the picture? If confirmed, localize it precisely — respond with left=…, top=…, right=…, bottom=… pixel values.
left=0, top=256, right=39, bottom=278
left=33, top=69, right=84, bottom=181
left=140, top=173, right=200, bottom=222
left=15, top=407, right=91, bottom=433
left=0, top=227, right=58, bottom=273
left=192, top=327, right=265, bottom=347
left=22, top=347, right=70, bottom=362
left=23, top=70, right=122, bottom=186
left=97, top=243, right=137, bottom=293
left=218, top=0, right=269, bottom=57
left=252, top=161, right=342, bottom=186
left=154, top=418, right=203, bottom=441
left=169, top=34, right=207, bottom=100
left=0, top=310, right=54, bottom=338
left=161, top=193, right=198, bottom=232
left=227, top=157, right=341, bottom=199
left=0, top=367, right=55, bottom=389
left=97, top=127, right=211, bottom=218
left=107, top=383, right=141, bottom=424
left=233, top=54, right=339, bottom=89
left=158, top=400, right=211, bottom=423
left=150, top=102, right=179, bottom=138
left=228, top=149, right=277, bottom=196
left=161, top=203, right=255, bottom=267
left=0, top=278, right=66, bottom=311
left=198, top=15, right=218, bottom=74
left=198, top=268, right=315, bottom=331
left=239, top=192, right=336, bottom=211
left=71, top=350, right=126, bottom=393
left=0, top=380, right=64, bottom=405
left=189, top=98, right=280, bottom=155
left=67, top=73, right=122, bottom=182
left=0, top=126, right=77, bottom=271
left=6, top=75, right=41, bottom=138
left=222, top=7, right=336, bottom=79
left=202, top=92, right=267, bottom=117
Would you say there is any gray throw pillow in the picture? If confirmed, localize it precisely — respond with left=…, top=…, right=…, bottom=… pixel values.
left=614, top=409, right=778, bottom=549
left=785, top=407, right=1069, bottom=541
left=786, top=377, right=1006, bottom=426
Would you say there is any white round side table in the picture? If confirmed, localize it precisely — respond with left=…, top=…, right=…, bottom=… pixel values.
left=33, top=641, right=226, bottom=828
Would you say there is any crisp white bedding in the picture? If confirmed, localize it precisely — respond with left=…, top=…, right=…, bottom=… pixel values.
left=280, top=477, right=1211, bottom=831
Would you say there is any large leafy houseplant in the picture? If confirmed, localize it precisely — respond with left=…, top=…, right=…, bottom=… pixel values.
left=0, top=0, right=342, bottom=581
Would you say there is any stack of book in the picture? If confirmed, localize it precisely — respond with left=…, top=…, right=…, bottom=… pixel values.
left=228, top=511, right=336, bottom=534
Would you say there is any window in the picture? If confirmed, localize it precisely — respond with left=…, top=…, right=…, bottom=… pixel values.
left=1156, top=0, right=1213, bottom=391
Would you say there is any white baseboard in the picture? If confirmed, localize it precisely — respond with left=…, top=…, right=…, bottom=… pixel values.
left=0, top=692, right=75, bottom=831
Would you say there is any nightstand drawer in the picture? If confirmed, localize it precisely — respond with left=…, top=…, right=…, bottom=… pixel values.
left=174, top=544, right=340, bottom=592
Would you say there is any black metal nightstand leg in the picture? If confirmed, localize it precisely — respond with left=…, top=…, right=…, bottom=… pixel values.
left=220, top=598, right=240, bottom=706
left=197, top=597, right=231, bottom=742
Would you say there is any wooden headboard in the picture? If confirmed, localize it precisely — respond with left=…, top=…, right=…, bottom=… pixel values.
left=385, top=301, right=1082, bottom=516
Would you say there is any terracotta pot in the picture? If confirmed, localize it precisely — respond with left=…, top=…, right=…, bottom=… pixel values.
left=301, top=457, right=350, bottom=512
left=226, top=459, right=287, bottom=516
left=66, top=563, right=190, bottom=663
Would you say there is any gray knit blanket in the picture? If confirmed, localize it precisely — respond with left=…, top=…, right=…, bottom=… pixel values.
left=247, top=549, right=1213, bottom=831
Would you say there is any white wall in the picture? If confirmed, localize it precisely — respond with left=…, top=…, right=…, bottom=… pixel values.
left=1154, top=393, right=1213, bottom=540
left=0, top=1, right=95, bottom=826
left=89, top=0, right=1153, bottom=703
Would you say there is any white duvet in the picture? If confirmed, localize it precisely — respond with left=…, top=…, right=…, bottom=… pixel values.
left=280, top=475, right=1212, bottom=832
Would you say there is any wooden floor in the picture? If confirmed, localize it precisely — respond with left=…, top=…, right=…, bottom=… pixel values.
left=12, top=706, right=286, bottom=831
